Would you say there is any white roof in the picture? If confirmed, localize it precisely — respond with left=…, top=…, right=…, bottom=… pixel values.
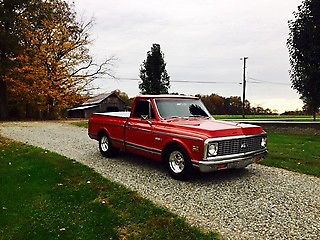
left=94, top=111, right=130, bottom=118
left=68, top=104, right=98, bottom=111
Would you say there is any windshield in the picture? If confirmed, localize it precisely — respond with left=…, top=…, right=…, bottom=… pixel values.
left=155, top=98, right=212, bottom=119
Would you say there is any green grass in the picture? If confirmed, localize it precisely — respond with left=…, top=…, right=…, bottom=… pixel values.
left=0, top=138, right=219, bottom=240
left=70, top=120, right=88, bottom=128
left=263, top=133, right=320, bottom=177
left=213, top=115, right=320, bottom=121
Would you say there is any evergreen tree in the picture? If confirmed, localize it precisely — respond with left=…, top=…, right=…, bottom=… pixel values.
left=139, top=44, right=170, bottom=94
left=287, top=0, right=320, bottom=121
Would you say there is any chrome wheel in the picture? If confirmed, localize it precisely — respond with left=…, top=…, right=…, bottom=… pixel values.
left=100, top=135, right=109, bottom=152
left=169, top=150, right=185, bottom=174
left=99, top=134, right=117, bottom=157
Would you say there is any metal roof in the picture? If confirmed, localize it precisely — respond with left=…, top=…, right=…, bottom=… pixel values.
left=82, top=91, right=126, bottom=106
left=84, top=92, right=114, bottom=105
left=67, top=104, right=98, bottom=111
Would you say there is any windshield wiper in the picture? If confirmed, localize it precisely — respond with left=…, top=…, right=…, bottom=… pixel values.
left=165, top=116, right=182, bottom=120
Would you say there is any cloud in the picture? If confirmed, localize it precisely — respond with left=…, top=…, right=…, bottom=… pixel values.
left=75, top=0, right=304, bottom=111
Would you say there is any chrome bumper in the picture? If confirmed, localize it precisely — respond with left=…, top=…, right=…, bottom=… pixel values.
left=192, top=149, right=268, bottom=173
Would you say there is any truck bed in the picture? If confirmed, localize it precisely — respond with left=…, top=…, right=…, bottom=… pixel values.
left=89, top=112, right=129, bottom=142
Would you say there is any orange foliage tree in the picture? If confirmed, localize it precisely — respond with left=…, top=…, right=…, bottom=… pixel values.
left=3, top=0, right=114, bottom=119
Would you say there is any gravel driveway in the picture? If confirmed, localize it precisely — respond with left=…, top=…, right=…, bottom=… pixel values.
left=1, top=121, right=320, bottom=240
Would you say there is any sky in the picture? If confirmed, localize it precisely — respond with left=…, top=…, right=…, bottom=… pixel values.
left=74, top=0, right=304, bottom=113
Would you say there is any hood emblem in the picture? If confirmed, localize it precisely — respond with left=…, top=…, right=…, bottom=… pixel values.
left=240, top=142, right=247, bottom=149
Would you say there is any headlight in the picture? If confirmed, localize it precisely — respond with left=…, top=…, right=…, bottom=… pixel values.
left=208, top=143, right=218, bottom=156
left=261, top=137, right=267, bottom=148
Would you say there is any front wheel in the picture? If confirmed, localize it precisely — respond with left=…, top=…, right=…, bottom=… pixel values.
left=99, top=134, right=116, bottom=157
left=166, top=147, right=192, bottom=180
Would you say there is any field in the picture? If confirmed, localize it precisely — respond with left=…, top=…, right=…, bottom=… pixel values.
left=70, top=120, right=88, bottom=128
left=263, top=132, right=320, bottom=177
left=213, top=115, right=320, bottom=121
left=0, top=137, right=219, bottom=240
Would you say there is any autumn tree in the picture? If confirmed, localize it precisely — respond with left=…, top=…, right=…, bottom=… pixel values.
left=139, top=44, right=170, bottom=94
left=198, top=94, right=225, bottom=114
left=1, top=0, right=114, bottom=119
left=288, top=0, right=320, bottom=121
left=117, top=91, right=133, bottom=107
left=197, top=93, right=274, bottom=115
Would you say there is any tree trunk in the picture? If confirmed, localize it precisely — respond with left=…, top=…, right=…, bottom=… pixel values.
left=0, top=79, right=8, bottom=120
left=313, top=107, right=317, bottom=121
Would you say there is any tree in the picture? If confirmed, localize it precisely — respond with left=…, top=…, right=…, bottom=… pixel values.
left=0, top=0, right=31, bottom=119
left=197, top=93, right=277, bottom=115
left=198, top=94, right=225, bottom=114
left=225, top=96, right=242, bottom=115
left=118, top=91, right=133, bottom=107
left=1, top=0, right=114, bottom=119
left=139, top=44, right=170, bottom=94
left=287, top=0, right=320, bottom=121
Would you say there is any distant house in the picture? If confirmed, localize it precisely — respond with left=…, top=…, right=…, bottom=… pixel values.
left=67, top=91, right=127, bottom=118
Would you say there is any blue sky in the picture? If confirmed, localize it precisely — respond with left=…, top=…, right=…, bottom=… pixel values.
left=75, top=0, right=303, bottom=113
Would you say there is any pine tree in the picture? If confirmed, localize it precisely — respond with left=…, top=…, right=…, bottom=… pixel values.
left=139, top=44, right=170, bottom=94
left=287, top=0, right=320, bottom=121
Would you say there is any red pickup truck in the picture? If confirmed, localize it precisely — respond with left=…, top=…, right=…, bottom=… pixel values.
left=88, top=95, right=267, bottom=180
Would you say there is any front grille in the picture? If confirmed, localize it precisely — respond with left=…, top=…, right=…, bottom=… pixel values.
left=216, top=136, right=264, bottom=156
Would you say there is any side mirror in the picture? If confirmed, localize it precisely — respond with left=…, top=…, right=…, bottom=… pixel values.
left=141, top=115, right=152, bottom=125
left=141, top=115, right=148, bottom=120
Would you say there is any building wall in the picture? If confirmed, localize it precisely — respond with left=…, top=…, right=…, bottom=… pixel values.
left=84, top=106, right=100, bottom=118
left=97, top=96, right=126, bottom=112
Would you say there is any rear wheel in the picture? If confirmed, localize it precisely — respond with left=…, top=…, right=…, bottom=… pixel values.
left=166, top=147, right=192, bottom=180
left=99, top=134, right=116, bottom=157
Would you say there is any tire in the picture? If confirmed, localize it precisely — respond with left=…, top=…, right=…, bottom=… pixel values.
left=99, top=134, right=116, bottom=157
left=166, top=147, right=193, bottom=180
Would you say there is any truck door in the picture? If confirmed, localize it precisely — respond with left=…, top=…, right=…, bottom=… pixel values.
left=125, top=100, right=160, bottom=159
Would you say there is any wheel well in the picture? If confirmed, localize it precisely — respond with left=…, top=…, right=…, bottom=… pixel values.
left=97, top=129, right=108, bottom=139
left=162, top=142, right=188, bottom=162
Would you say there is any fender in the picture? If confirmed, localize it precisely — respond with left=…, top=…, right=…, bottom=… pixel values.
left=162, top=137, right=194, bottom=161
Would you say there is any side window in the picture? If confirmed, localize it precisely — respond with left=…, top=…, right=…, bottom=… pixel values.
left=132, top=100, right=155, bottom=119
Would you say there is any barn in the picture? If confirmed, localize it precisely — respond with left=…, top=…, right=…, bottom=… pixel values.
left=67, top=91, right=127, bottom=118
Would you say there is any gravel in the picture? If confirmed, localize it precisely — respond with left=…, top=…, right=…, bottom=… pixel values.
left=1, top=121, right=320, bottom=240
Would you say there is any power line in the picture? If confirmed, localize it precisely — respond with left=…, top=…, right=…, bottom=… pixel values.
left=111, top=77, right=241, bottom=85
left=107, top=76, right=291, bottom=86
left=248, top=77, right=291, bottom=86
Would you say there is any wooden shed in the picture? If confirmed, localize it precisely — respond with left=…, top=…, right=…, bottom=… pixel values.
left=67, top=91, right=127, bottom=118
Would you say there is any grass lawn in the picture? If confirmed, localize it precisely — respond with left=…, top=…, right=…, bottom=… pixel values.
left=0, top=137, right=219, bottom=240
left=213, top=115, right=320, bottom=121
left=263, top=132, right=320, bottom=177
left=70, top=120, right=88, bottom=128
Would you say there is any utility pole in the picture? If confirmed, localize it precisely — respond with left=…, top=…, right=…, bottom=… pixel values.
left=241, top=57, right=248, bottom=119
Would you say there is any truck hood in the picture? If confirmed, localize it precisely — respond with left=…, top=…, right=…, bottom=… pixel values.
left=160, top=118, right=265, bottom=139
